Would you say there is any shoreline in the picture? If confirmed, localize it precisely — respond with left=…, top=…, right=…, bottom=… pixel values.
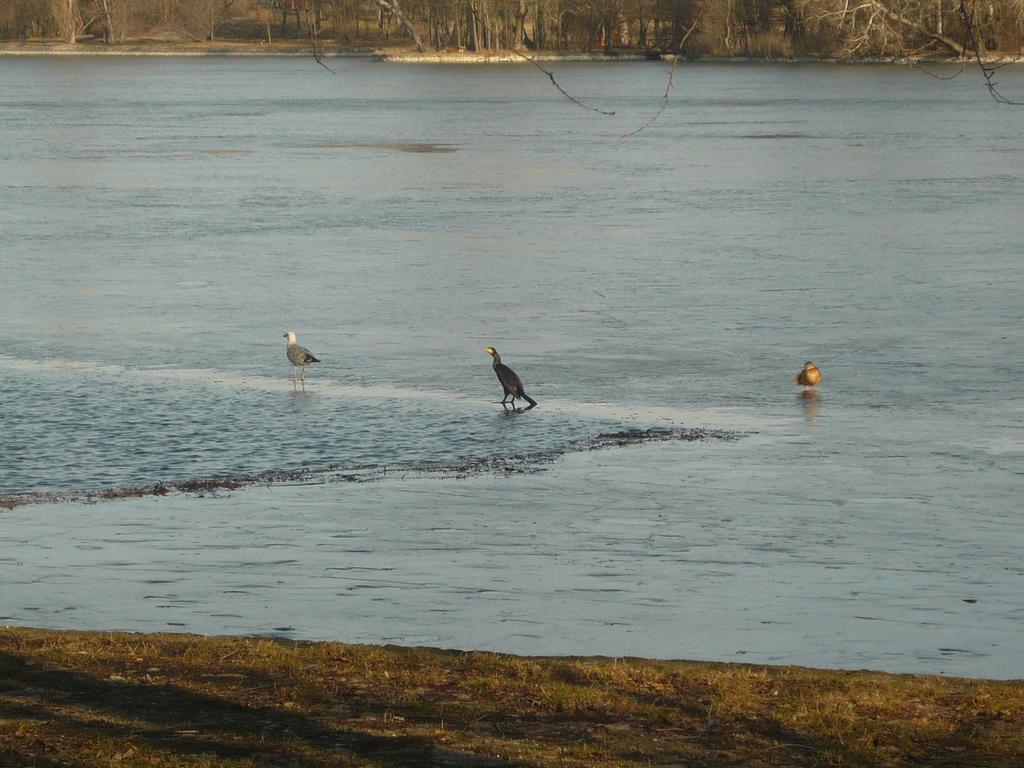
left=2, top=626, right=1022, bottom=767
left=0, top=40, right=1000, bottom=64
left=5, top=431, right=1019, bottom=682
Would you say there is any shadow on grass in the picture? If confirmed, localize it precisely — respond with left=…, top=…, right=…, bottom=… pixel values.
left=0, top=650, right=518, bottom=767
left=5, top=642, right=1012, bottom=767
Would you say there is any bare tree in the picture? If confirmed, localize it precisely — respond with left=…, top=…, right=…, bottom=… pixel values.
left=796, top=0, right=965, bottom=55
left=94, top=0, right=121, bottom=41
left=367, top=0, right=426, bottom=48
left=1, top=0, right=53, bottom=39
left=50, top=0, right=86, bottom=42
left=178, top=0, right=236, bottom=39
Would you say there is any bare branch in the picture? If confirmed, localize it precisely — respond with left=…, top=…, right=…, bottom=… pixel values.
left=306, top=0, right=337, bottom=73
left=621, top=19, right=700, bottom=139
left=510, top=49, right=616, bottom=116
left=864, top=0, right=967, bottom=55
left=913, top=58, right=968, bottom=80
left=958, top=0, right=1023, bottom=104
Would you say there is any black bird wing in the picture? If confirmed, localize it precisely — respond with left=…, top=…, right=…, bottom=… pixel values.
left=495, top=363, right=524, bottom=395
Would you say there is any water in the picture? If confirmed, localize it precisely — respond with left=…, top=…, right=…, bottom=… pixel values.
left=1, top=58, right=1022, bottom=677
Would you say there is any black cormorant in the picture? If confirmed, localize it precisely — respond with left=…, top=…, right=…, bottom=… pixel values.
left=485, top=346, right=537, bottom=410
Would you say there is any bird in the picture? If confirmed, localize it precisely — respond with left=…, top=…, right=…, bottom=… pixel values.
left=283, top=331, right=320, bottom=386
left=485, top=346, right=537, bottom=410
left=795, top=360, right=822, bottom=391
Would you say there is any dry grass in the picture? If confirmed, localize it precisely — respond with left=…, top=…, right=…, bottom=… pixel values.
left=1, top=627, right=1022, bottom=766
left=744, top=31, right=794, bottom=60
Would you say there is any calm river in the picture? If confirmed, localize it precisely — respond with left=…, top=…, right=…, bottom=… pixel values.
left=1, top=57, right=1022, bottom=678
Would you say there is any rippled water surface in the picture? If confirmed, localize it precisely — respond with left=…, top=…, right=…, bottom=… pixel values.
left=1, top=58, right=1022, bottom=677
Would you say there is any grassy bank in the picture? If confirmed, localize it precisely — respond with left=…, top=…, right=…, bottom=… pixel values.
left=1, top=627, right=1022, bottom=766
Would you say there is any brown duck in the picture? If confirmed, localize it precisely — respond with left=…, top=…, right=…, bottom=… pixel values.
left=795, top=361, right=822, bottom=390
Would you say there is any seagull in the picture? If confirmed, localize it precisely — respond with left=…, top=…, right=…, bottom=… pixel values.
left=284, top=331, right=320, bottom=386
left=795, top=360, right=822, bottom=392
left=485, top=346, right=537, bottom=410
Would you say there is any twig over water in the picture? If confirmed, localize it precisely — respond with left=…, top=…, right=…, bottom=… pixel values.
left=306, top=0, right=337, bottom=74
left=621, top=20, right=700, bottom=139
left=510, top=48, right=616, bottom=116
left=958, top=0, right=1022, bottom=104
left=914, top=0, right=1021, bottom=104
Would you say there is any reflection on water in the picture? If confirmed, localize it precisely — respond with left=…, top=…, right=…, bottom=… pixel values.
left=800, top=390, right=820, bottom=421
left=1, top=59, right=1022, bottom=676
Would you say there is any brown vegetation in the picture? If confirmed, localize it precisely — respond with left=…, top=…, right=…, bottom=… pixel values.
left=2, top=626, right=1023, bottom=766
left=2, top=0, right=1023, bottom=57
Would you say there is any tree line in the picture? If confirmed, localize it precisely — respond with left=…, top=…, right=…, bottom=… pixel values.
left=2, top=0, right=1022, bottom=57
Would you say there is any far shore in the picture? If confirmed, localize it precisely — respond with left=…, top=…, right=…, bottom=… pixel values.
left=0, top=39, right=994, bottom=64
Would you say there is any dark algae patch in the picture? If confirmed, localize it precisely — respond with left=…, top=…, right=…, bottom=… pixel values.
left=587, top=426, right=731, bottom=449
left=2, top=627, right=1023, bottom=767
left=0, top=426, right=740, bottom=509
left=308, top=140, right=459, bottom=153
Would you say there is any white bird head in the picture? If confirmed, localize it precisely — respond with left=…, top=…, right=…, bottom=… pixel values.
left=284, top=331, right=297, bottom=344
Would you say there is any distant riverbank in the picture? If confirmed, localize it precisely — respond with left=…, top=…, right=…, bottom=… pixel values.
left=0, top=40, right=983, bottom=64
